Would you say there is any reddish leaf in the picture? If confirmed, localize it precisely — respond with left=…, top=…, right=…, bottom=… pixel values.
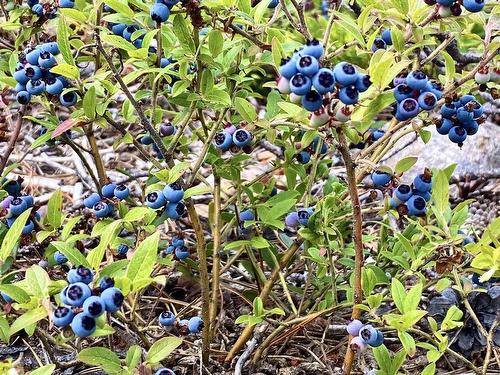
left=51, top=118, right=86, bottom=139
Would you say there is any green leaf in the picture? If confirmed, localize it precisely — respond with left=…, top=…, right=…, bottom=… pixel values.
left=234, top=97, right=257, bottom=122
left=184, top=184, right=212, bottom=199
left=87, top=220, right=122, bottom=270
left=125, top=345, right=142, bottom=370
left=145, top=337, right=182, bottom=365
left=29, top=364, right=56, bottom=375
left=332, top=10, right=366, bottom=47
left=0, top=208, right=32, bottom=261
left=101, top=0, right=135, bottom=17
left=442, top=51, right=455, bottom=85
left=46, top=189, right=62, bottom=229
left=404, top=283, right=422, bottom=312
left=391, top=278, right=406, bottom=314
left=60, top=216, right=82, bottom=241
left=58, top=15, right=74, bottom=65
left=391, top=27, right=405, bottom=52
left=9, top=306, right=47, bottom=336
left=77, top=347, right=122, bottom=374
left=52, top=241, right=90, bottom=267
left=126, top=232, right=160, bottom=291
left=172, top=14, right=195, bottom=53
left=253, top=296, right=264, bottom=316
left=422, top=363, right=436, bottom=375
left=25, top=265, right=50, bottom=298
left=101, top=34, right=136, bottom=52
left=123, top=207, right=152, bottom=222
left=50, top=64, right=80, bottom=80
left=394, top=157, right=417, bottom=174
left=0, top=316, right=9, bottom=343
left=432, top=170, right=449, bottom=214
left=0, top=284, right=30, bottom=303
left=372, top=345, right=391, bottom=373
left=83, top=86, right=96, bottom=120
left=208, top=30, right=223, bottom=57
left=398, top=330, right=416, bottom=356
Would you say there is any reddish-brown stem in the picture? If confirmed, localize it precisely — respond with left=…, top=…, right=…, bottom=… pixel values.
left=0, top=104, right=25, bottom=176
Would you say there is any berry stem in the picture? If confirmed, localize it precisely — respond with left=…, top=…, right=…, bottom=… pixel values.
left=85, top=124, right=107, bottom=186
left=336, top=129, right=364, bottom=375
left=0, top=100, right=24, bottom=176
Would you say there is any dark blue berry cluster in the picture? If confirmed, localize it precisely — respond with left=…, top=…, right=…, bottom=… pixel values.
left=25, top=0, right=73, bottom=18
left=146, top=182, right=185, bottom=220
left=436, top=93, right=485, bottom=147
left=13, top=43, right=76, bottom=106
left=159, top=310, right=203, bottom=334
left=1, top=179, right=37, bottom=235
left=371, top=29, right=392, bottom=52
left=54, top=267, right=123, bottom=337
left=424, top=0, right=484, bottom=16
left=372, top=168, right=433, bottom=217
left=214, top=124, right=253, bottom=153
left=347, top=320, right=384, bottom=350
left=83, top=182, right=130, bottom=218
left=139, top=122, right=176, bottom=159
left=161, top=237, right=189, bottom=260
left=296, top=136, right=328, bottom=164
left=278, top=40, right=372, bottom=111
left=392, top=70, right=442, bottom=121
left=285, top=207, right=314, bottom=228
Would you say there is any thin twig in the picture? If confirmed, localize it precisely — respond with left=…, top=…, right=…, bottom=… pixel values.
left=0, top=104, right=25, bottom=176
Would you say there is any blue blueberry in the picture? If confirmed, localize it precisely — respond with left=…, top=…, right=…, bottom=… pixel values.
left=14, top=82, right=26, bottom=93
left=165, top=202, right=185, bottom=220
left=114, top=184, right=130, bottom=200
left=279, top=57, right=299, bottom=79
left=214, top=131, right=233, bottom=150
left=26, top=79, right=46, bottom=95
left=38, top=52, right=57, bottom=69
left=339, top=85, right=359, bottom=105
left=370, top=330, right=384, bottom=347
left=174, top=246, right=189, bottom=259
left=371, top=170, right=392, bottom=186
left=172, top=237, right=184, bottom=247
left=9, top=197, right=27, bottom=216
left=1, top=292, right=13, bottom=303
left=463, top=0, right=484, bottom=12
left=59, top=91, right=78, bottom=106
left=440, top=103, right=456, bottom=119
left=394, top=184, right=412, bottom=201
left=46, top=77, right=64, bottom=95
left=397, top=98, right=419, bottom=120
left=122, top=25, right=139, bottom=41
left=68, top=266, right=94, bottom=284
left=412, top=189, right=431, bottom=202
left=65, top=282, right=92, bottom=307
left=101, top=287, right=124, bottom=313
left=93, top=202, right=111, bottom=218
left=413, top=173, right=432, bottom=193
left=159, top=311, right=176, bottom=326
left=463, top=120, right=479, bottom=135
left=82, top=296, right=106, bottom=318
left=406, top=195, right=427, bottom=216
left=139, top=134, right=153, bottom=145
left=59, top=0, right=75, bottom=8
left=448, top=126, right=467, bottom=145
left=312, top=68, right=335, bottom=94
left=99, top=276, right=114, bottom=290
left=381, top=29, right=392, bottom=45
left=239, top=209, right=255, bottom=222
left=471, top=101, right=483, bottom=118
left=297, top=207, right=313, bottom=226
left=160, top=123, right=176, bottom=136
left=83, top=192, right=101, bottom=208
left=232, top=129, right=252, bottom=147
left=154, top=369, right=175, bottom=375
left=346, top=319, right=364, bottom=336
left=16, top=91, right=31, bottom=105
left=150, top=3, right=170, bottom=23
left=59, top=287, right=71, bottom=305
left=52, top=307, right=74, bottom=327
left=71, top=313, right=96, bottom=337
left=289, top=73, right=312, bottom=95
left=355, top=74, right=371, bottom=92
left=371, top=38, right=386, bottom=52
left=162, top=182, right=184, bottom=203
left=359, top=325, right=378, bottom=345
left=101, top=183, right=117, bottom=198
left=437, top=0, right=454, bottom=5
left=424, top=80, right=443, bottom=99
left=117, top=244, right=129, bottom=254
left=31, top=3, right=43, bottom=16
left=301, top=39, right=324, bottom=59
left=22, top=219, right=34, bottom=234
left=39, top=42, right=60, bottom=55
left=369, top=129, right=384, bottom=141
left=295, top=55, right=319, bottom=77
left=188, top=316, right=203, bottom=333
left=456, top=107, right=473, bottom=123
left=406, top=71, right=428, bottom=90
left=417, top=92, right=437, bottom=110
left=146, top=191, right=167, bottom=209
left=285, top=212, right=299, bottom=227
left=25, top=49, right=41, bottom=65
left=394, top=84, right=413, bottom=102
left=268, top=0, right=278, bottom=8
left=297, top=150, right=311, bottom=164
left=333, top=62, right=358, bottom=86
left=301, top=91, right=323, bottom=112
left=14, top=68, right=30, bottom=84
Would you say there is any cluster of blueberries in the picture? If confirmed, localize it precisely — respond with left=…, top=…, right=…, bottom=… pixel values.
left=83, top=182, right=130, bottom=218
left=372, top=169, right=433, bottom=217
left=392, top=70, right=442, bottom=121
left=372, top=29, right=393, bottom=52
left=277, top=39, right=372, bottom=110
left=214, top=123, right=253, bottom=153
left=146, top=182, right=185, bottom=220
left=52, top=266, right=124, bottom=337
left=285, top=207, right=314, bottom=228
left=139, top=122, right=176, bottom=159
left=424, top=0, right=484, bottom=16
left=347, top=320, right=384, bottom=350
left=1, top=179, right=37, bottom=234
left=13, top=42, right=77, bottom=106
left=25, top=0, right=73, bottom=18
left=436, top=93, right=485, bottom=146
left=297, top=136, right=328, bottom=164
left=162, top=237, right=190, bottom=260
left=159, top=311, right=203, bottom=334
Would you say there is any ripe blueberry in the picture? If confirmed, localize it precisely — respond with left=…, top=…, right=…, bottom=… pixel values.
left=285, top=212, right=299, bottom=227
left=165, top=201, right=185, bottom=219
left=59, top=0, right=75, bottom=7
left=394, top=84, right=413, bottom=102
left=54, top=251, right=68, bottom=264
left=355, top=74, right=371, bottom=93
left=302, top=39, right=324, bottom=59
left=381, top=29, right=392, bottom=45
left=463, top=0, right=484, bottom=12
left=188, top=316, right=203, bottom=333
left=93, top=201, right=111, bottom=218
left=154, top=369, right=175, bottom=375
left=117, top=244, right=129, bottom=254
left=397, top=98, right=419, bottom=120
left=456, top=107, right=473, bottom=123
left=38, top=51, right=57, bottom=69
left=65, top=282, right=92, bottom=306
left=394, top=184, right=412, bottom=201
left=16, top=91, right=31, bottom=105
left=296, top=55, right=319, bottom=77
left=346, top=319, right=364, bottom=336
left=406, top=195, right=427, bottom=216
left=159, top=311, right=176, bottom=326
left=1, top=292, right=13, bottom=303
left=413, top=173, right=432, bottom=193
left=448, top=126, right=467, bottom=145
left=82, top=296, right=106, bottom=318
left=26, top=79, right=46, bottom=95
left=289, top=73, right=312, bottom=96
left=71, top=313, right=96, bottom=337
left=46, top=77, right=64, bottom=95
left=162, top=182, right=184, bottom=203
left=371, top=38, right=386, bottom=52
left=279, top=57, right=299, bottom=79
left=101, top=183, right=117, bottom=198
left=371, top=170, right=392, bottom=186
left=114, top=184, right=130, bottom=200
left=463, top=120, right=479, bottom=135
left=146, top=191, right=167, bottom=209
left=99, top=276, right=114, bottom=290
left=333, top=62, right=358, bottom=86
left=339, top=85, right=359, bottom=105
left=174, top=246, right=189, bottom=259
left=214, top=131, right=233, bottom=150
left=150, top=3, right=170, bottom=22
left=417, top=92, right=437, bottom=111
left=101, top=287, right=124, bottom=313
left=59, top=91, right=78, bottom=106
left=297, top=208, right=312, bottom=226
left=52, top=306, right=74, bottom=327
left=232, top=129, right=252, bottom=147
left=370, top=330, right=384, bottom=347
left=406, top=70, right=428, bottom=90
left=359, top=324, right=378, bottom=345
left=440, top=103, right=456, bottom=119
left=83, top=192, right=101, bottom=208
left=424, top=80, right=443, bottom=99
left=312, top=68, right=335, bottom=94
left=160, top=122, right=176, bottom=137
left=297, top=150, right=311, bottom=164
left=301, top=91, right=323, bottom=112
left=9, top=197, right=27, bottom=216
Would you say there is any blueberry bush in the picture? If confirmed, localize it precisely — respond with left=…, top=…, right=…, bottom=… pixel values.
left=0, top=0, right=498, bottom=373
